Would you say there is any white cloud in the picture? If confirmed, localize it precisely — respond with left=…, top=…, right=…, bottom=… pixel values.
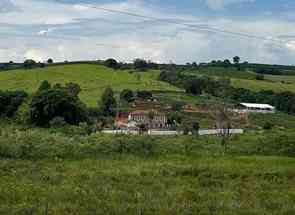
left=286, top=41, right=295, bottom=50
left=0, top=0, right=295, bottom=65
left=37, top=28, right=56, bottom=35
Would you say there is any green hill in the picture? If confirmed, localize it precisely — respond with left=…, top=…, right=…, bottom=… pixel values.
left=0, top=64, right=181, bottom=106
left=187, top=66, right=295, bottom=93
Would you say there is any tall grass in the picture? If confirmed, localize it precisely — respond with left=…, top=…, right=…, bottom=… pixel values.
left=0, top=123, right=295, bottom=214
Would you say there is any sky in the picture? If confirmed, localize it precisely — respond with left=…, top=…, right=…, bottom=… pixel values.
left=0, top=0, right=295, bottom=64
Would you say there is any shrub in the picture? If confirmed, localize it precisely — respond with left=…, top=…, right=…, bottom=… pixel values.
left=133, top=58, right=148, bottom=71
left=256, top=74, right=265, bottom=80
left=15, top=96, right=31, bottom=124
left=263, top=122, right=274, bottom=130
left=30, top=86, right=88, bottom=126
left=99, top=87, right=117, bottom=117
left=49, top=117, right=67, bottom=128
left=0, top=90, right=28, bottom=118
left=120, top=89, right=134, bottom=103
left=137, top=90, right=152, bottom=100
left=38, top=80, right=51, bottom=91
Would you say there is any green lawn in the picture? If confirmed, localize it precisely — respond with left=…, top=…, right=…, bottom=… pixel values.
left=0, top=64, right=181, bottom=106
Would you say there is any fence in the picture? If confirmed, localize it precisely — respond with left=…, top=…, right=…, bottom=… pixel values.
left=102, top=129, right=244, bottom=136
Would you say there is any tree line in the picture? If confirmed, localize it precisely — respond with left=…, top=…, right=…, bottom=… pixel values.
left=159, top=70, right=295, bottom=115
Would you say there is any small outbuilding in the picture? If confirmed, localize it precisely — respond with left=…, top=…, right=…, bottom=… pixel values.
left=236, top=103, right=275, bottom=113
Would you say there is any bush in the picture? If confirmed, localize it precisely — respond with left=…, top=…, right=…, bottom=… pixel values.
left=38, top=80, right=51, bottom=91
left=100, top=87, right=117, bottom=117
left=30, top=86, right=88, bottom=126
left=137, top=91, right=152, bottom=100
left=49, top=117, right=67, bottom=128
left=0, top=90, right=28, bottom=118
left=15, top=96, right=31, bottom=124
left=120, top=89, right=134, bottom=103
left=133, top=58, right=148, bottom=71
left=256, top=74, right=265, bottom=80
left=263, top=122, right=274, bottom=130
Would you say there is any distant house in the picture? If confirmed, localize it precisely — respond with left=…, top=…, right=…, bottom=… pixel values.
left=235, top=103, right=275, bottom=113
left=128, top=110, right=168, bottom=129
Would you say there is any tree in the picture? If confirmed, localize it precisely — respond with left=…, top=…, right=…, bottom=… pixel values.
left=0, top=90, right=28, bottom=118
left=24, top=59, right=36, bottom=69
left=134, top=58, right=148, bottom=71
left=171, top=101, right=185, bottom=112
left=100, top=87, right=117, bottom=117
left=30, top=87, right=88, bottom=126
left=104, top=58, right=118, bottom=69
left=192, top=122, right=200, bottom=135
left=65, top=82, right=81, bottom=97
left=137, top=91, right=152, bottom=100
left=138, top=123, right=148, bottom=135
left=167, top=112, right=183, bottom=129
left=38, top=80, right=51, bottom=92
left=210, top=104, right=234, bottom=152
left=192, top=62, right=198, bottom=68
left=120, top=89, right=134, bottom=103
left=184, top=78, right=203, bottom=95
left=233, top=56, right=240, bottom=65
left=223, top=59, right=231, bottom=68
left=47, top=58, right=53, bottom=64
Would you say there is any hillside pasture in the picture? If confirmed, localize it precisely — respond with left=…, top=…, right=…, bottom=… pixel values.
left=231, top=78, right=295, bottom=93
left=195, top=67, right=257, bottom=79
left=0, top=64, right=181, bottom=106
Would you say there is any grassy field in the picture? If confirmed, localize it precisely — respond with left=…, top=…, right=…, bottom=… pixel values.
left=187, top=66, right=295, bottom=93
left=231, top=78, right=295, bottom=93
left=195, top=67, right=257, bottom=79
left=0, top=64, right=181, bottom=106
left=264, top=74, right=295, bottom=84
left=0, top=123, right=295, bottom=214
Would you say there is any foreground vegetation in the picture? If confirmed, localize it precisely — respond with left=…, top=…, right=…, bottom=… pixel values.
left=0, top=122, right=295, bottom=214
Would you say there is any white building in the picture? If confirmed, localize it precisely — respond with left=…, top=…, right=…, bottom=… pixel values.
left=236, top=103, right=275, bottom=113
left=128, top=110, right=168, bottom=129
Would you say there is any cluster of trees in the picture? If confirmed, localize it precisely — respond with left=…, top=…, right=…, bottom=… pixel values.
left=0, top=58, right=54, bottom=71
left=159, top=70, right=231, bottom=97
left=30, top=81, right=88, bottom=126
left=0, top=90, right=27, bottom=118
left=159, top=69, right=295, bottom=115
left=254, top=68, right=282, bottom=75
left=0, top=77, right=159, bottom=129
left=103, top=58, right=158, bottom=71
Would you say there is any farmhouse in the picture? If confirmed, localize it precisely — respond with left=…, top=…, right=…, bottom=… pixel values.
left=128, top=110, right=168, bottom=129
left=236, top=103, right=275, bottom=113
left=115, top=110, right=168, bottom=129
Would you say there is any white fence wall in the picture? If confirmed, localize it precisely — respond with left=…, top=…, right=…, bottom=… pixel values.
left=198, top=129, right=244, bottom=136
left=102, top=129, right=244, bottom=136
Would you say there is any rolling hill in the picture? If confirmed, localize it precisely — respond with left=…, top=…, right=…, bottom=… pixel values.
left=188, top=66, right=295, bottom=93
left=0, top=64, right=181, bottom=106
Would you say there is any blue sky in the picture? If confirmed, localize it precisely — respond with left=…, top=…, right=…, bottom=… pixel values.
left=0, top=0, right=295, bottom=64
